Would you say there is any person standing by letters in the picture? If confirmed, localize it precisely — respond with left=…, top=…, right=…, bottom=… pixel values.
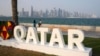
left=38, top=19, right=42, bottom=27
left=33, top=20, right=36, bottom=28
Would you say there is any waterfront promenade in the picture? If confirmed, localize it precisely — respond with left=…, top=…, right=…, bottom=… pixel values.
left=20, top=23, right=100, bottom=38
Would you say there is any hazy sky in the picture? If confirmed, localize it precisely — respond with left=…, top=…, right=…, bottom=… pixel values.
left=0, top=0, right=100, bottom=17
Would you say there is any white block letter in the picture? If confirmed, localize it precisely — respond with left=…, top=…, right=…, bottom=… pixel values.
left=26, top=27, right=39, bottom=44
left=68, top=29, right=85, bottom=51
left=37, top=27, right=49, bottom=45
left=49, top=28, right=65, bottom=48
left=14, top=25, right=26, bottom=42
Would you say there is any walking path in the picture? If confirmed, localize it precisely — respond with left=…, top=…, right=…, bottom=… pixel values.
left=62, top=31, right=100, bottom=38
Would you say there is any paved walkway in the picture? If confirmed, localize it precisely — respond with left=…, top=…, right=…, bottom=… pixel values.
left=63, top=31, right=100, bottom=38
left=84, top=31, right=100, bottom=38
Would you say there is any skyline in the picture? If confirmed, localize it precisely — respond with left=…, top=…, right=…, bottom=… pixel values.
left=19, top=7, right=97, bottom=18
left=0, top=0, right=100, bottom=17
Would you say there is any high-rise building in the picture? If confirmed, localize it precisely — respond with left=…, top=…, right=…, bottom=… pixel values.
left=19, top=8, right=29, bottom=17
left=39, top=10, right=44, bottom=17
left=45, top=9, right=49, bottom=18
left=31, top=6, right=34, bottom=17
left=58, top=8, right=62, bottom=18
left=49, top=9, right=54, bottom=18
left=53, top=8, right=57, bottom=17
left=62, top=10, right=67, bottom=18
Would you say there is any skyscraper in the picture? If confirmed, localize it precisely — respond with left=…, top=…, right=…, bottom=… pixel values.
left=19, top=8, right=29, bottom=17
left=31, top=6, right=34, bottom=17
left=44, top=9, right=49, bottom=18
left=58, top=8, right=62, bottom=18
left=22, top=8, right=24, bottom=15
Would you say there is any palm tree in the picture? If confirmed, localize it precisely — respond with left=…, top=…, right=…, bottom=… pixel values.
left=11, top=0, right=18, bottom=25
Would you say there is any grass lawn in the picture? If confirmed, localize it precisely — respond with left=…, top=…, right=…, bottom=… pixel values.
left=83, top=38, right=100, bottom=56
left=0, top=45, right=56, bottom=56
left=0, top=34, right=100, bottom=56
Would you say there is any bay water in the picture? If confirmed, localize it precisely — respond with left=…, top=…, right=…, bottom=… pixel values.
left=0, top=17, right=100, bottom=26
